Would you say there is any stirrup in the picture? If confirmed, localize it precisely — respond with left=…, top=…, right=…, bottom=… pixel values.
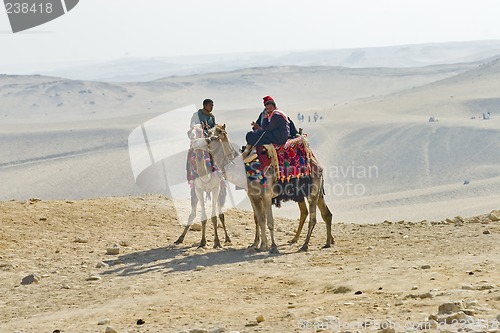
left=243, top=153, right=258, bottom=163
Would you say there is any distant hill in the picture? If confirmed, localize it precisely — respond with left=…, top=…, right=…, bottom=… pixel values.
left=0, top=61, right=483, bottom=122
left=8, top=40, right=500, bottom=82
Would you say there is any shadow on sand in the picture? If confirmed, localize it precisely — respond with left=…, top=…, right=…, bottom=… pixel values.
left=100, top=243, right=296, bottom=277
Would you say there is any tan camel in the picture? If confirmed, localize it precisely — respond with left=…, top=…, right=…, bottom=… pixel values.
left=207, top=124, right=334, bottom=252
left=174, top=124, right=230, bottom=248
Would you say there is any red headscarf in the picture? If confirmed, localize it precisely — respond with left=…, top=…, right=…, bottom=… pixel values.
left=263, top=95, right=274, bottom=105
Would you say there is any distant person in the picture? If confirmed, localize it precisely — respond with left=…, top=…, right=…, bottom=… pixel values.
left=242, top=95, right=298, bottom=162
left=308, top=115, right=311, bottom=122
left=313, top=112, right=319, bottom=123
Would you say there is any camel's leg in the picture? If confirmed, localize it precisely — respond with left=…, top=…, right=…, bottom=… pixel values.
left=300, top=184, right=320, bottom=252
left=175, top=188, right=197, bottom=244
left=289, top=200, right=308, bottom=243
left=250, top=197, right=267, bottom=251
left=211, top=187, right=222, bottom=249
left=250, top=213, right=260, bottom=249
left=175, top=225, right=190, bottom=245
left=217, top=189, right=230, bottom=243
left=318, top=194, right=334, bottom=248
left=198, top=188, right=208, bottom=248
left=218, top=212, right=231, bottom=243
left=264, top=196, right=279, bottom=254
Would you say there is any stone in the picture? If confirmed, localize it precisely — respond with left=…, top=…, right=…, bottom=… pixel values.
left=256, top=315, right=265, bottom=322
left=438, top=302, right=462, bottom=314
left=106, top=244, right=120, bottom=255
left=74, top=237, right=88, bottom=243
left=86, top=275, right=101, bottom=281
left=21, top=274, right=41, bottom=285
left=190, top=223, right=202, bottom=231
left=105, top=327, right=117, bottom=333
left=488, top=213, right=500, bottom=221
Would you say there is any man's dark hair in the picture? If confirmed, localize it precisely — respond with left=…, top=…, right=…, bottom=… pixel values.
left=203, top=98, right=214, bottom=106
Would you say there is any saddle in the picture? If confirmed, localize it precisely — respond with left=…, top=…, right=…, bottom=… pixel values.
left=248, top=135, right=322, bottom=206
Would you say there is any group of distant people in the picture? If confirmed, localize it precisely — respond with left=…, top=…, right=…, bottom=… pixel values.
left=296, top=111, right=322, bottom=123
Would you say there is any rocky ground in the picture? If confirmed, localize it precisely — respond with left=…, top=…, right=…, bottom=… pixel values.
left=0, top=195, right=499, bottom=333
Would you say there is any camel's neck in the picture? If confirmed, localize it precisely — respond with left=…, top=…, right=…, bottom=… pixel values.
left=210, top=138, right=237, bottom=167
left=193, top=150, right=211, bottom=179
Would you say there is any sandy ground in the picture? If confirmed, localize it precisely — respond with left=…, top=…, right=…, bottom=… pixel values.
left=1, top=195, right=499, bottom=333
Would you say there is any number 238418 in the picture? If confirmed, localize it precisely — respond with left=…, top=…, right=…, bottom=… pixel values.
left=5, top=2, right=53, bottom=14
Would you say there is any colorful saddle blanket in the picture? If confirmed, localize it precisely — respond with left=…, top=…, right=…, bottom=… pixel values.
left=187, top=148, right=220, bottom=189
left=247, top=135, right=322, bottom=205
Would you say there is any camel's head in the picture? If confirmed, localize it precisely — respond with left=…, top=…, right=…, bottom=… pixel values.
left=208, top=123, right=227, bottom=141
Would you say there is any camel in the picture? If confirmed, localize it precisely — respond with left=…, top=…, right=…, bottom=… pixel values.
left=174, top=124, right=230, bottom=248
left=207, top=124, right=334, bottom=252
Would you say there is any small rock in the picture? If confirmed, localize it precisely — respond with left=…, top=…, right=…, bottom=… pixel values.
left=96, top=261, right=109, bottom=268
left=208, top=328, right=225, bottom=333
left=421, top=265, right=431, bottom=269
left=21, top=274, right=41, bottom=285
left=86, top=275, right=101, bottom=281
left=119, top=241, right=130, bottom=247
left=411, top=286, right=418, bottom=290
left=105, top=327, right=117, bottom=333
left=195, top=266, right=206, bottom=271
left=256, top=315, right=265, bottom=323
left=354, top=290, right=363, bottom=295
left=244, top=321, right=258, bottom=327
left=189, top=329, right=208, bottom=333
left=106, top=244, right=120, bottom=255
left=190, top=223, right=202, bottom=231
left=98, top=319, right=110, bottom=325
left=136, top=319, right=145, bottom=325
left=264, top=258, right=274, bottom=263
left=488, top=213, right=500, bottom=221
left=74, top=237, right=88, bottom=243
left=483, top=230, right=491, bottom=234
left=438, top=302, right=462, bottom=314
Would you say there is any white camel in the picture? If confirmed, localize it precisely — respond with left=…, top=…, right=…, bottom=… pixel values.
left=174, top=124, right=230, bottom=248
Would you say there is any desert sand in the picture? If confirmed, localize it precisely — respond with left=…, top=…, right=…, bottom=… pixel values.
left=0, top=196, right=499, bottom=333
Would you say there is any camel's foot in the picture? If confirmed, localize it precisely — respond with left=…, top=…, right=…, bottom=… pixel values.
left=299, top=244, right=309, bottom=252
left=224, top=236, right=231, bottom=244
left=249, top=242, right=259, bottom=250
left=258, top=244, right=268, bottom=252
left=270, top=244, right=280, bottom=254
left=174, top=237, right=184, bottom=245
left=288, top=237, right=299, bottom=244
left=322, top=243, right=332, bottom=249
left=213, top=240, right=222, bottom=249
left=198, top=240, right=207, bottom=249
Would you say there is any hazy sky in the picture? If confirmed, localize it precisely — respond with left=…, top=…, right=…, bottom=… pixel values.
left=2, top=0, right=500, bottom=67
